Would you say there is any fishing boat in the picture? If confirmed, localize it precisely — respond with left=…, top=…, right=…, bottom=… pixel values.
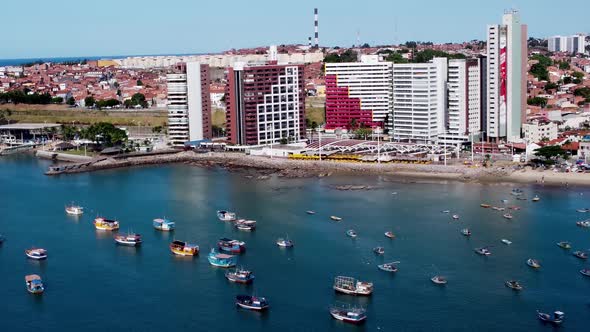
left=225, top=268, right=255, bottom=284
left=235, top=295, right=269, bottom=311
left=461, top=228, right=471, bottom=236
left=480, top=203, right=491, bottom=208
left=346, top=229, right=357, bottom=238
left=333, top=276, right=373, bottom=296
left=93, top=217, right=120, bottom=231
left=516, top=197, right=528, bottom=201
left=431, top=275, right=447, bottom=285
left=509, top=206, right=521, bottom=211
left=217, top=238, right=246, bottom=253
left=492, top=206, right=506, bottom=211
left=501, top=199, right=509, bottom=204
left=576, top=208, right=589, bottom=213
left=452, top=214, right=460, bottom=220
left=557, top=241, right=572, bottom=249
left=526, top=258, right=541, bottom=268
left=576, top=220, right=590, bottom=228
left=532, top=195, right=540, bottom=202
left=503, top=213, right=513, bottom=220
left=306, top=210, right=316, bottom=215
left=572, top=251, right=588, bottom=260
left=114, top=233, right=142, bottom=246
left=276, top=237, right=294, bottom=248
left=580, top=269, right=590, bottom=277
left=329, top=306, right=367, bottom=324
left=511, top=188, right=524, bottom=196
left=330, top=216, right=342, bottom=222
left=208, top=249, right=237, bottom=267
left=384, top=231, right=395, bottom=239
left=65, top=204, right=84, bottom=215
left=169, top=240, right=199, bottom=256
left=474, top=247, right=491, bottom=256
left=217, top=210, right=236, bottom=222
left=501, top=239, right=512, bottom=245
left=505, top=280, right=523, bottom=291
left=441, top=210, right=450, bottom=214
left=235, top=219, right=256, bottom=231
left=373, top=247, right=385, bottom=255
left=537, top=310, right=564, bottom=325
left=377, top=262, right=399, bottom=272
left=153, top=218, right=175, bottom=231
left=25, top=275, right=44, bottom=294
left=25, top=248, right=47, bottom=260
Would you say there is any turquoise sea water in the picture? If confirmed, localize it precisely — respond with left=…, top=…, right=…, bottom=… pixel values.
left=1, top=155, right=589, bottom=331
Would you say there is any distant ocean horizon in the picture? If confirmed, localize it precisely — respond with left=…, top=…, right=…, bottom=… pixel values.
left=0, top=53, right=208, bottom=67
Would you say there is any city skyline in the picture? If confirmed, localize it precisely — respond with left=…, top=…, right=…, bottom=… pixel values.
left=1, top=0, right=589, bottom=59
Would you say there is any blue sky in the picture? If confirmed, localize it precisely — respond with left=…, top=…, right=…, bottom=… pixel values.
left=1, top=0, right=588, bottom=59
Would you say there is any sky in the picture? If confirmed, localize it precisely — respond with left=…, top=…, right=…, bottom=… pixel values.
left=0, top=0, right=588, bottom=59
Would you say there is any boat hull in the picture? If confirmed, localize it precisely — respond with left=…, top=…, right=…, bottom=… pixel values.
left=25, top=253, right=47, bottom=260
left=330, top=311, right=366, bottom=324
left=333, top=286, right=372, bottom=296
left=115, top=240, right=141, bottom=246
left=226, top=275, right=254, bottom=284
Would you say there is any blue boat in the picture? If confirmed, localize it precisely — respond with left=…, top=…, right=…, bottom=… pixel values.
left=208, top=249, right=237, bottom=268
left=153, top=218, right=175, bottom=231
left=217, top=238, right=246, bottom=253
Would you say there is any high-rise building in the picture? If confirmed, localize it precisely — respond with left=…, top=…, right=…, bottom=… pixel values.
left=226, top=62, right=306, bottom=146
left=486, top=10, right=527, bottom=142
left=391, top=58, right=448, bottom=143
left=440, top=59, right=482, bottom=144
left=167, top=62, right=211, bottom=146
left=324, top=55, right=393, bottom=130
left=548, top=34, right=586, bottom=54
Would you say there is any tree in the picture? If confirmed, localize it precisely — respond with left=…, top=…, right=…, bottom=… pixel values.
left=534, top=145, right=568, bottom=162
left=51, top=97, right=64, bottom=104
left=412, top=49, right=465, bottom=63
left=558, top=61, right=570, bottom=70
left=527, top=97, right=548, bottom=107
left=572, top=71, right=585, bottom=80
left=152, top=126, right=163, bottom=134
left=136, top=80, right=143, bottom=86
left=385, top=52, right=408, bottom=63
left=124, top=93, right=148, bottom=108
left=66, top=97, right=76, bottom=106
left=324, top=50, right=358, bottom=63
left=361, top=43, right=370, bottom=48
left=82, top=122, right=127, bottom=146
left=544, top=82, right=558, bottom=91
left=84, top=96, right=96, bottom=108
left=279, top=137, right=288, bottom=145
left=574, top=87, right=590, bottom=99
left=60, top=124, right=79, bottom=140
left=354, top=127, right=372, bottom=139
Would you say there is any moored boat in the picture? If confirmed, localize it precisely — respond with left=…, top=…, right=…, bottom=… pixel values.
left=169, top=240, right=199, bottom=256
left=384, top=231, right=395, bottom=239
left=580, top=269, right=590, bottom=277
left=509, top=206, right=521, bottom=210
left=527, top=258, right=541, bottom=268
left=276, top=237, right=293, bottom=248
left=65, top=204, right=84, bottom=215
left=431, top=275, right=447, bottom=285
left=441, top=210, right=450, bottom=214
left=306, top=210, right=316, bottom=215
left=208, top=249, right=237, bottom=267
left=503, top=213, right=513, bottom=220
left=333, top=276, right=373, bottom=296
left=217, top=238, right=246, bottom=253
left=114, top=233, right=142, bottom=246
left=461, top=228, right=471, bottom=236
left=217, top=210, right=236, bottom=222
left=572, top=250, right=588, bottom=260
left=474, top=247, right=491, bottom=256
left=511, top=188, right=524, bottom=196
left=377, top=261, right=399, bottom=272
left=330, top=216, right=342, bottom=221
left=235, top=219, right=256, bottom=231
left=532, top=195, right=540, bottom=202
left=346, top=229, right=357, bottom=238
left=576, top=208, right=589, bottom=213
left=505, top=280, right=523, bottom=290
left=225, top=268, right=255, bottom=284
left=25, top=274, right=44, bottom=294
left=557, top=241, right=572, bottom=249
left=501, top=239, right=512, bottom=245
left=153, top=218, right=175, bottom=231
left=373, top=247, right=384, bottom=255
left=492, top=206, right=506, bottom=211
left=451, top=214, right=459, bottom=220
left=329, top=306, right=366, bottom=324
left=537, top=310, right=564, bottom=325
left=25, top=248, right=47, bottom=260
left=480, top=203, right=491, bottom=208
left=235, top=295, right=269, bottom=311
left=93, top=217, right=120, bottom=231
left=576, top=220, right=590, bottom=228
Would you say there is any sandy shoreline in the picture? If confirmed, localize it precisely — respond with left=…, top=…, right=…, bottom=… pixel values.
left=41, top=150, right=590, bottom=187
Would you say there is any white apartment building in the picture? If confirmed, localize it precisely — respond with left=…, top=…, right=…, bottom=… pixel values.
left=324, top=55, right=393, bottom=129
left=440, top=59, right=482, bottom=144
left=166, top=62, right=211, bottom=147
left=487, top=10, right=527, bottom=142
left=391, top=57, right=448, bottom=143
left=548, top=34, right=586, bottom=54
left=522, top=121, right=558, bottom=143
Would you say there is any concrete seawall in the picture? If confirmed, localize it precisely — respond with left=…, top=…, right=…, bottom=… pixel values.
left=36, top=150, right=94, bottom=163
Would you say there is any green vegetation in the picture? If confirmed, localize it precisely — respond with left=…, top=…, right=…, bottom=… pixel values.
left=324, top=50, right=358, bottom=63
left=51, top=97, right=64, bottom=104
left=557, top=61, right=570, bottom=70
left=96, top=99, right=121, bottom=109
left=123, top=93, right=148, bottom=108
left=0, top=90, right=53, bottom=104
left=534, top=145, right=569, bottom=163
left=574, top=87, right=590, bottom=103
left=136, top=80, right=144, bottom=86
left=527, top=97, right=548, bottom=107
left=529, top=54, right=552, bottom=81
left=544, top=82, right=558, bottom=91
left=412, top=49, right=466, bottom=63
left=82, top=122, right=128, bottom=146
left=66, top=97, right=76, bottom=106
left=84, top=96, right=96, bottom=107
left=0, top=109, right=12, bottom=124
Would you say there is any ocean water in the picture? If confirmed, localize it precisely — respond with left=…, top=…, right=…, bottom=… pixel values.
left=1, top=155, right=589, bottom=331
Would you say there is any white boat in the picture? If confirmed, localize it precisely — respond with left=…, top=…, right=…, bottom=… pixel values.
left=329, top=306, right=367, bottom=324
left=346, top=229, right=357, bottom=238
left=526, top=258, right=541, bottom=268
left=580, top=269, right=590, bottom=277
left=572, top=251, right=588, bottom=260
left=276, top=237, right=293, bottom=248
left=25, top=248, right=47, bottom=260
left=461, top=228, right=471, bottom=236
left=306, top=210, right=316, bottom=215
left=65, top=204, right=84, bottom=215
left=377, top=261, right=399, bottom=272
left=532, top=195, right=540, bottom=202
left=505, top=280, right=523, bottom=291
left=537, top=310, right=564, bottom=325
left=503, top=213, right=513, bottom=220
left=235, top=219, right=256, bottom=231
left=153, top=218, right=175, bottom=231
left=474, top=247, right=491, bottom=256
left=452, top=214, right=459, bottom=220
left=501, top=239, right=512, bottom=245
left=373, top=247, right=384, bottom=255
left=576, top=208, right=589, bottom=213
left=114, top=233, right=142, bottom=246
left=441, top=210, right=450, bottom=214
left=576, top=220, right=590, bottom=228
left=333, top=276, right=373, bottom=296
left=431, top=275, right=447, bottom=285
left=217, top=210, right=236, bottom=222
left=384, top=231, right=395, bottom=239
left=330, top=216, right=342, bottom=221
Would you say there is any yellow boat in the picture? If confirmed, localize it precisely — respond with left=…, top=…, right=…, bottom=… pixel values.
left=170, top=240, right=199, bottom=256
left=93, top=217, right=120, bottom=231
